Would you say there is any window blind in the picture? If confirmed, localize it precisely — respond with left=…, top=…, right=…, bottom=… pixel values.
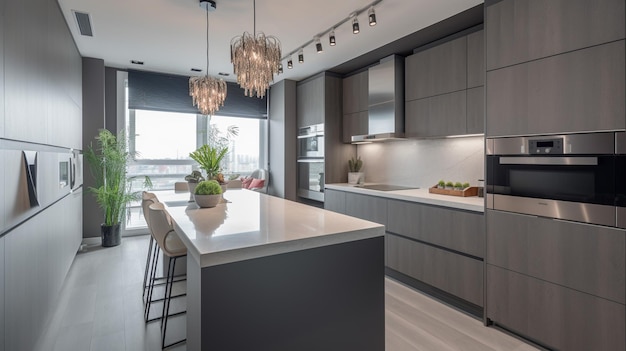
left=128, top=70, right=267, bottom=119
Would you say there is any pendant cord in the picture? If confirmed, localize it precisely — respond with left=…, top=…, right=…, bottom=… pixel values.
left=206, top=6, right=209, bottom=75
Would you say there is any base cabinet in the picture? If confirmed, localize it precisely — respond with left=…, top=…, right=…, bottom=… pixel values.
left=387, top=234, right=483, bottom=307
left=324, top=189, right=346, bottom=214
left=487, top=265, right=625, bottom=351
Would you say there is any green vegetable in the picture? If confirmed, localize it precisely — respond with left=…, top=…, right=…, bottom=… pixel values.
left=194, top=180, right=223, bottom=195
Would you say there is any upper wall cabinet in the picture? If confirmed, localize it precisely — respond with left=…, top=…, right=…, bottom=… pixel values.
left=297, top=76, right=325, bottom=127
left=0, top=0, right=5, bottom=139
left=467, top=30, right=484, bottom=88
left=485, top=0, right=626, bottom=70
left=405, top=36, right=467, bottom=101
left=342, top=70, right=368, bottom=115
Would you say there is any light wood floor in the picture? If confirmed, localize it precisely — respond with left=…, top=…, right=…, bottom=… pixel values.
left=37, top=235, right=538, bottom=351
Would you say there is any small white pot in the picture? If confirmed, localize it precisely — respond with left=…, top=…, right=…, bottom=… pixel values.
left=348, top=172, right=364, bottom=185
left=194, top=194, right=222, bottom=208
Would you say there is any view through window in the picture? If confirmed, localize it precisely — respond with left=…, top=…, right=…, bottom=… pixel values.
left=125, top=109, right=265, bottom=231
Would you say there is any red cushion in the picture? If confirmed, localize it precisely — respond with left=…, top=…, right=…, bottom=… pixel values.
left=249, top=178, right=265, bottom=189
left=241, top=177, right=253, bottom=189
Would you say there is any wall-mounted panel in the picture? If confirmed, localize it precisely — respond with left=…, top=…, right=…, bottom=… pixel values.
left=4, top=0, right=48, bottom=143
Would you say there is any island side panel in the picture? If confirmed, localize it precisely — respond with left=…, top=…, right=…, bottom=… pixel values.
left=198, top=236, right=385, bottom=351
left=186, top=253, right=202, bottom=350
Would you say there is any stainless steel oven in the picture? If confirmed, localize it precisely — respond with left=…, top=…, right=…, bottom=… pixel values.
left=298, top=124, right=324, bottom=159
left=487, top=132, right=625, bottom=227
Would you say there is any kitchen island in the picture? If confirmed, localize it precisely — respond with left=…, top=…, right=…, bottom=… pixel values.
left=161, top=189, right=385, bottom=351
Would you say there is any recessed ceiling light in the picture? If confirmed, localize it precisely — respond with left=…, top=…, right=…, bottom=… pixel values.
left=218, top=72, right=230, bottom=76
left=130, top=60, right=144, bottom=65
left=191, top=68, right=202, bottom=72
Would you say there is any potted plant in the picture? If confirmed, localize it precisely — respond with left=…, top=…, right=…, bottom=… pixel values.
left=348, top=156, right=364, bottom=185
left=445, top=181, right=454, bottom=190
left=454, top=182, right=463, bottom=190
left=189, top=144, right=228, bottom=180
left=184, top=170, right=205, bottom=201
left=194, top=180, right=223, bottom=208
left=437, top=180, right=446, bottom=189
left=85, top=129, right=146, bottom=247
left=462, top=182, right=470, bottom=190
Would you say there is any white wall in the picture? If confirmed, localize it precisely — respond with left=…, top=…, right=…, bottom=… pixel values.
left=356, top=136, right=484, bottom=188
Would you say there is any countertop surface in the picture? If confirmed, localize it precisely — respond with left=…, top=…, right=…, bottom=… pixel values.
left=325, top=183, right=485, bottom=213
left=158, top=189, right=385, bottom=268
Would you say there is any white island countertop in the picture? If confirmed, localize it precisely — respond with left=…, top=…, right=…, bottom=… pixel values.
left=161, top=189, right=385, bottom=268
left=325, top=183, right=485, bottom=213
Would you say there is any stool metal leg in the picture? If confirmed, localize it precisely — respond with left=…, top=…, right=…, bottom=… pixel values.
left=144, top=244, right=160, bottom=322
left=162, top=256, right=186, bottom=349
left=142, top=236, right=154, bottom=298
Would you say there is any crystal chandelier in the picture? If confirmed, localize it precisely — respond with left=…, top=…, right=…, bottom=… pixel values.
left=190, top=0, right=227, bottom=116
left=230, top=0, right=281, bottom=98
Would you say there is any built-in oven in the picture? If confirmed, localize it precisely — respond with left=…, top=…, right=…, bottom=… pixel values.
left=296, top=159, right=325, bottom=202
left=298, top=124, right=324, bottom=159
left=487, top=132, right=624, bottom=227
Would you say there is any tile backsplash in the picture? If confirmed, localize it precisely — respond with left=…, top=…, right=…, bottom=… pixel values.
left=356, top=136, right=484, bottom=188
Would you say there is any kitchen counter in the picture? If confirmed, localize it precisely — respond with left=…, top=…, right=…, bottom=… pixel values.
left=158, top=189, right=385, bottom=351
left=325, top=183, right=484, bottom=212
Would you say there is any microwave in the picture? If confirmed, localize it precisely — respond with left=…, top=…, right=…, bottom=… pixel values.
left=487, top=132, right=626, bottom=227
left=297, top=124, right=324, bottom=159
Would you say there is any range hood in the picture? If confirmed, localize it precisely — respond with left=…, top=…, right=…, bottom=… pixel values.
left=352, top=55, right=405, bottom=143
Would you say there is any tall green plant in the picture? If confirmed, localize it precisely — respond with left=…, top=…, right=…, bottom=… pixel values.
left=85, top=129, right=140, bottom=226
left=189, top=144, right=229, bottom=180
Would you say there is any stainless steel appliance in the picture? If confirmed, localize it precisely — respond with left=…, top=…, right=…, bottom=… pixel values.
left=487, top=132, right=624, bottom=227
left=351, top=55, right=405, bottom=143
left=297, top=124, right=325, bottom=202
left=298, top=124, right=324, bottom=159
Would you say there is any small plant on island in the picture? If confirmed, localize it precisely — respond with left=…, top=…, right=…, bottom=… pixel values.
left=437, top=180, right=446, bottom=188
left=445, top=181, right=454, bottom=189
left=348, top=156, right=363, bottom=172
left=454, top=182, right=463, bottom=190
left=462, top=182, right=470, bottom=189
left=194, top=180, right=223, bottom=195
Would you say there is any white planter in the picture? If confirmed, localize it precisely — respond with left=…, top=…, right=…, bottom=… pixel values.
left=194, top=194, right=222, bottom=208
left=348, top=172, right=364, bottom=185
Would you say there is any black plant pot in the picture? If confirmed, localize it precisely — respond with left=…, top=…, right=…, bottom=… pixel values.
left=101, top=223, right=121, bottom=247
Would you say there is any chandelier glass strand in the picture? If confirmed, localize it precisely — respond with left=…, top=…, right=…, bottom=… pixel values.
left=190, top=1, right=227, bottom=115
left=230, top=0, right=281, bottom=98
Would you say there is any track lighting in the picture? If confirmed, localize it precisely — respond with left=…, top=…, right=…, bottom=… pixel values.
left=287, top=57, right=293, bottom=69
left=368, top=7, right=377, bottom=26
left=329, top=29, right=336, bottom=46
left=278, top=63, right=283, bottom=74
left=352, top=15, right=360, bottom=34
left=315, top=37, right=323, bottom=53
left=298, top=48, right=304, bottom=63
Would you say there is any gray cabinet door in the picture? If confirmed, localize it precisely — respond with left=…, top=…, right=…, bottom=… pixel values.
left=344, top=192, right=388, bottom=227
left=467, top=30, right=484, bottom=88
left=324, top=189, right=346, bottom=214
left=387, top=234, right=483, bottom=307
left=387, top=200, right=484, bottom=258
left=486, top=40, right=625, bottom=137
left=466, top=86, right=484, bottom=134
left=296, top=76, right=324, bottom=127
left=406, top=91, right=467, bottom=138
left=486, top=210, right=625, bottom=304
left=406, top=36, right=467, bottom=100
left=343, top=111, right=368, bottom=143
left=342, top=70, right=368, bottom=115
left=486, top=0, right=626, bottom=70
left=0, top=236, right=4, bottom=351
left=487, top=265, right=625, bottom=351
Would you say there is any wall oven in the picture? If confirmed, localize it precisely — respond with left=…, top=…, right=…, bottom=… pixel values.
left=298, top=124, right=324, bottom=159
left=487, top=132, right=626, bottom=227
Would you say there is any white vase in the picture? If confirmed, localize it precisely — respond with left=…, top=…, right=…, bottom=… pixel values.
left=348, top=172, right=364, bottom=185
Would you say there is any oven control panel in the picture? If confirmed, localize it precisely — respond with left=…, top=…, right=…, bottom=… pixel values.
left=529, top=138, right=563, bottom=154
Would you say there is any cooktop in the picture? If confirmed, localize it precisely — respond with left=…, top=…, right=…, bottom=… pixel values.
left=357, top=184, right=419, bottom=191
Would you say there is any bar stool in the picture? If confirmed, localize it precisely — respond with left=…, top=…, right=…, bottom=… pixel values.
left=148, top=202, right=187, bottom=349
left=141, top=191, right=159, bottom=302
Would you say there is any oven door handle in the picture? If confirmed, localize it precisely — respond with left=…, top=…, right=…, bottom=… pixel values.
left=499, top=156, right=598, bottom=166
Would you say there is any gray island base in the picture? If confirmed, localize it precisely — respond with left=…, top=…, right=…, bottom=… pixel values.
left=162, top=189, right=385, bottom=351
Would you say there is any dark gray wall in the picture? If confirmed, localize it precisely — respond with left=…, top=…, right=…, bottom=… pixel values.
left=82, top=57, right=106, bottom=238
left=268, top=80, right=297, bottom=201
left=1, top=0, right=83, bottom=349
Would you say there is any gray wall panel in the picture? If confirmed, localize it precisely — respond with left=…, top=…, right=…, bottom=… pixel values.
left=0, top=0, right=4, bottom=139
left=268, top=80, right=297, bottom=201
left=0, top=151, right=5, bottom=234
left=0, top=236, right=4, bottom=351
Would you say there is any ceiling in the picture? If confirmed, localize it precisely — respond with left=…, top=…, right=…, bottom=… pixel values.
left=56, top=0, right=483, bottom=84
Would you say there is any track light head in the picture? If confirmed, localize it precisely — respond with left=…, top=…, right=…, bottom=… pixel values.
left=287, top=58, right=293, bottom=69
left=368, top=7, right=377, bottom=26
left=298, top=48, right=304, bottom=63
left=278, top=63, right=283, bottom=74
left=352, top=17, right=360, bottom=34
left=329, top=29, right=336, bottom=46
left=315, top=37, right=323, bottom=53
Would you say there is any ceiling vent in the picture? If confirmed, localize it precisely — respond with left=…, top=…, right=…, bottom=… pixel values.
left=72, top=10, right=93, bottom=37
